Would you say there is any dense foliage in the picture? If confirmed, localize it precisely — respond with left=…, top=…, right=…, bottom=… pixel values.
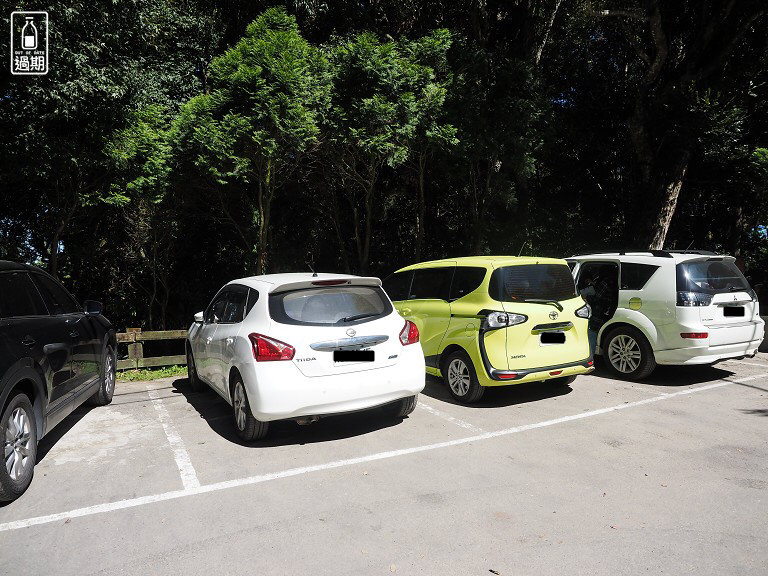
left=1, top=1, right=766, bottom=329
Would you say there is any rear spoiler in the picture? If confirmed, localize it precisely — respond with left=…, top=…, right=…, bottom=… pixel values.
left=268, top=276, right=382, bottom=294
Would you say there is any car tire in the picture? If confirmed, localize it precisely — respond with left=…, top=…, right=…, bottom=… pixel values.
left=187, top=346, right=205, bottom=393
left=603, top=326, right=656, bottom=380
left=384, top=394, right=419, bottom=418
left=443, top=350, right=485, bottom=404
left=0, top=393, right=38, bottom=502
left=89, top=345, right=116, bottom=406
left=549, top=374, right=577, bottom=387
left=232, top=377, right=269, bottom=441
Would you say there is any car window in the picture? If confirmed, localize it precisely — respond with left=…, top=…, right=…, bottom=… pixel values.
left=449, top=267, right=486, bottom=300
left=410, top=267, right=453, bottom=300
left=676, top=259, right=751, bottom=295
left=490, top=264, right=578, bottom=302
left=221, top=288, right=248, bottom=324
left=32, top=273, right=80, bottom=314
left=382, top=271, right=413, bottom=302
left=205, top=290, right=229, bottom=323
left=269, top=286, right=392, bottom=326
left=0, top=272, right=49, bottom=318
left=620, top=263, right=659, bottom=290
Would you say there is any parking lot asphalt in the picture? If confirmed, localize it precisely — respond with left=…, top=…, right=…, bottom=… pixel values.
left=2, top=356, right=767, bottom=576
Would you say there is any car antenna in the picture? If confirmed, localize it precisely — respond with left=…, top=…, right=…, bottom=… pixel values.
left=306, top=254, right=318, bottom=277
left=517, top=241, right=527, bottom=257
left=684, top=239, right=694, bottom=251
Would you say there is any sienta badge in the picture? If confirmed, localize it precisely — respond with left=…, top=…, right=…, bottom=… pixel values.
left=10, top=11, right=48, bottom=75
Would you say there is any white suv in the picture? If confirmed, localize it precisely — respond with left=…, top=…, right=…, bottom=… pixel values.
left=186, top=273, right=426, bottom=441
left=568, top=251, right=764, bottom=379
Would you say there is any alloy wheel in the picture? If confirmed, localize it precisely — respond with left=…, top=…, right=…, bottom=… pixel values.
left=4, top=408, right=32, bottom=481
left=447, top=358, right=471, bottom=396
left=608, top=334, right=642, bottom=374
left=104, top=354, right=115, bottom=396
left=233, top=382, right=247, bottom=431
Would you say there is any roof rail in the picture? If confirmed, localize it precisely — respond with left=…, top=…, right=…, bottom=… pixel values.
left=576, top=250, right=673, bottom=258
left=665, top=250, right=717, bottom=256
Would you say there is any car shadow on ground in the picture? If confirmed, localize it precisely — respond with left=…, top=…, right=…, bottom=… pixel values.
left=589, top=359, right=737, bottom=387
left=169, top=378, right=408, bottom=447
left=420, top=374, right=573, bottom=408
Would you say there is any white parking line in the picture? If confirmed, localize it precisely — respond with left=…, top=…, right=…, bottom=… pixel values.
left=416, top=402, right=485, bottom=433
left=147, top=387, right=200, bottom=490
left=0, top=373, right=764, bottom=533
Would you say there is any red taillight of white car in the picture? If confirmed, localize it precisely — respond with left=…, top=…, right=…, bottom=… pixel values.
left=399, top=320, right=419, bottom=345
left=249, top=333, right=295, bottom=361
left=680, top=332, right=708, bottom=339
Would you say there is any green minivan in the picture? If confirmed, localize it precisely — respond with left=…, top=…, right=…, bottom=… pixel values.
left=383, top=256, right=594, bottom=403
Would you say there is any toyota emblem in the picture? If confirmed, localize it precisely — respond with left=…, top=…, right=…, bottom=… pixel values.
left=346, top=328, right=356, bottom=337
left=549, top=310, right=558, bottom=320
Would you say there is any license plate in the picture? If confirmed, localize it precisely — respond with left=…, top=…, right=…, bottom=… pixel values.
left=723, top=306, right=745, bottom=317
left=540, top=332, right=566, bottom=344
left=334, top=350, right=374, bottom=362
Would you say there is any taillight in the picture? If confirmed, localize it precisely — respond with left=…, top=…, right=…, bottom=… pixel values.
left=248, top=333, right=295, bottom=361
left=399, top=320, right=419, bottom=345
left=676, top=291, right=713, bottom=307
left=681, top=332, right=708, bottom=339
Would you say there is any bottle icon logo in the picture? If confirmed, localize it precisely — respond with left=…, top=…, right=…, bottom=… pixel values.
left=10, top=11, right=48, bottom=75
left=22, top=17, right=37, bottom=50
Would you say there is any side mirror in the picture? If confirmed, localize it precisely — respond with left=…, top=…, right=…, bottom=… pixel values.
left=83, top=300, right=103, bottom=316
left=194, top=311, right=204, bottom=323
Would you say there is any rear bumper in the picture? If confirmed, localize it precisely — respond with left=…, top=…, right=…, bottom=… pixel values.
left=655, top=339, right=763, bottom=365
left=482, top=357, right=595, bottom=386
left=239, top=347, right=426, bottom=421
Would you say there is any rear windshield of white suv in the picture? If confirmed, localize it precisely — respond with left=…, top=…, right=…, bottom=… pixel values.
left=489, top=264, right=578, bottom=302
left=676, top=260, right=751, bottom=295
left=269, top=286, right=393, bottom=326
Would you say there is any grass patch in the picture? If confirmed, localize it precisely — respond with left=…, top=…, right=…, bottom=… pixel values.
left=117, top=365, right=187, bottom=381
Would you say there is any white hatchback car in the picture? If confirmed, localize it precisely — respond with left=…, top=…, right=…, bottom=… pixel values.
left=186, top=273, right=426, bottom=440
left=568, top=250, right=764, bottom=379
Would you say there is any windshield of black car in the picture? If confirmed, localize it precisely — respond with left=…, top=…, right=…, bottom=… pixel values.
left=268, top=286, right=392, bottom=326
left=676, top=260, right=751, bottom=295
left=489, top=264, right=578, bottom=302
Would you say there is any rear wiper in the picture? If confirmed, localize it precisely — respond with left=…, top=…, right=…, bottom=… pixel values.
left=521, top=299, right=564, bottom=312
left=339, top=313, right=379, bottom=323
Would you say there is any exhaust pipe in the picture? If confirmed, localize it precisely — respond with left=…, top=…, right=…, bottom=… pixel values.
left=295, top=416, right=319, bottom=425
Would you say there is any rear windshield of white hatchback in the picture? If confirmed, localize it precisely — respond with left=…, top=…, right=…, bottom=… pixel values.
left=676, top=260, right=751, bottom=295
left=269, top=286, right=392, bottom=326
left=489, top=264, right=578, bottom=302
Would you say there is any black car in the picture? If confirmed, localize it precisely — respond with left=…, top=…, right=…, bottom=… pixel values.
left=0, top=261, right=116, bottom=501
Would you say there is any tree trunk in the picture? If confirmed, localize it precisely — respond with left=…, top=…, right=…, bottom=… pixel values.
left=256, top=161, right=273, bottom=275
left=48, top=203, right=77, bottom=279
left=415, top=152, right=427, bottom=262
left=360, top=173, right=374, bottom=275
left=647, top=149, right=691, bottom=250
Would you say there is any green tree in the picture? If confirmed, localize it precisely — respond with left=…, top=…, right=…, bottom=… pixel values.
left=325, top=32, right=432, bottom=273
left=171, top=7, right=330, bottom=274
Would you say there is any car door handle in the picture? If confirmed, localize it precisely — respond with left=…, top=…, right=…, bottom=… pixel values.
left=69, top=330, right=79, bottom=339
left=21, top=336, right=36, bottom=347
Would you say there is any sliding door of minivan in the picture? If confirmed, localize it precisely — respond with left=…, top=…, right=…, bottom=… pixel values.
left=406, top=265, right=455, bottom=363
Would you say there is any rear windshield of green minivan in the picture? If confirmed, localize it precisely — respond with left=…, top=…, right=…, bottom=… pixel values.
left=489, top=264, right=577, bottom=302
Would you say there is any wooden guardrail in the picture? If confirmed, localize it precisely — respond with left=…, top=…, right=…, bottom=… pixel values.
left=116, top=328, right=187, bottom=370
